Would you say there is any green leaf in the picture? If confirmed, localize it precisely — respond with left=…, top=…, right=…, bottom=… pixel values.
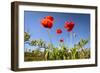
left=24, top=32, right=30, bottom=42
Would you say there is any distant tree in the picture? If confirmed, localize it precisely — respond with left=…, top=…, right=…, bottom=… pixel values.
left=30, top=39, right=47, bottom=48
left=24, top=32, right=30, bottom=42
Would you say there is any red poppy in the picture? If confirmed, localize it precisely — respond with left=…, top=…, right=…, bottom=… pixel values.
left=60, top=39, right=64, bottom=42
left=41, top=18, right=53, bottom=29
left=64, top=21, right=74, bottom=32
left=56, top=29, right=62, bottom=34
left=41, top=16, right=54, bottom=29
left=44, top=16, right=54, bottom=22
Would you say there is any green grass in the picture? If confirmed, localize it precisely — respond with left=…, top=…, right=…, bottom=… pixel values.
left=24, top=47, right=90, bottom=61
left=24, top=32, right=90, bottom=61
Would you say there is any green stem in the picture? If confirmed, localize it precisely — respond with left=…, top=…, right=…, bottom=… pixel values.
left=59, top=35, right=62, bottom=48
left=46, top=29, right=53, bottom=50
left=72, top=53, right=76, bottom=59
left=65, top=34, right=68, bottom=48
left=70, top=32, right=72, bottom=48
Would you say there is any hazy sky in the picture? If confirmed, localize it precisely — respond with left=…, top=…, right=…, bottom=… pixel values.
left=24, top=11, right=90, bottom=50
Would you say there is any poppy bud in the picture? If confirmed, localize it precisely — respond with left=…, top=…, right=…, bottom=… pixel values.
left=56, top=29, right=62, bottom=34
left=60, top=39, right=64, bottom=42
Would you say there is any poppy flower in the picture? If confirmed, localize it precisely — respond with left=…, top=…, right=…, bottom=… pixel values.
left=41, top=18, right=53, bottom=29
left=60, top=39, right=64, bottom=42
left=44, top=16, right=54, bottom=22
left=64, top=21, right=74, bottom=32
left=56, top=29, right=62, bottom=34
left=41, top=16, right=54, bottom=29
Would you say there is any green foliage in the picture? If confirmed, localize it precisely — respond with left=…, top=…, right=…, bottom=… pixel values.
left=24, top=37, right=90, bottom=61
left=77, top=39, right=88, bottom=49
left=24, top=32, right=30, bottom=42
left=30, top=39, right=47, bottom=48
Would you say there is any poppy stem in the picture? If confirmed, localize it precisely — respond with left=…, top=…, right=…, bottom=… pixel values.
left=46, top=29, right=53, bottom=50
left=59, top=35, right=61, bottom=48
left=70, top=32, right=72, bottom=48
left=65, top=34, right=68, bottom=48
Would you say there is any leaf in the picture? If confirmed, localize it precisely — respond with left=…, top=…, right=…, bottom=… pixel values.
left=24, top=32, right=30, bottom=42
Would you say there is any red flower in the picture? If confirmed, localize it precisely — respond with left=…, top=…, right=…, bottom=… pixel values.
left=41, top=18, right=53, bottom=29
left=41, top=16, right=54, bottom=29
left=44, top=16, right=54, bottom=22
left=56, top=29, right=62, bottom=34
left=64, top=21, right=74, bottom=32
left=60, top=39, right=64, bottom=42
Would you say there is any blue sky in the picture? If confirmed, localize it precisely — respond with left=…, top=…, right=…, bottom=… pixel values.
left=24, top=11, right=90, bottom=50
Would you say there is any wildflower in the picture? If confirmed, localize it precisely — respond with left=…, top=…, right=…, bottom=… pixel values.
left=60, top=39, right=64, bottom=42
left=44, top=15, right=54, bottom=22
left=64, top=21, right=74, bottom=32
left=41, top=16, right=54, bottom=29
left=56, top=28, right=62, bottom=34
